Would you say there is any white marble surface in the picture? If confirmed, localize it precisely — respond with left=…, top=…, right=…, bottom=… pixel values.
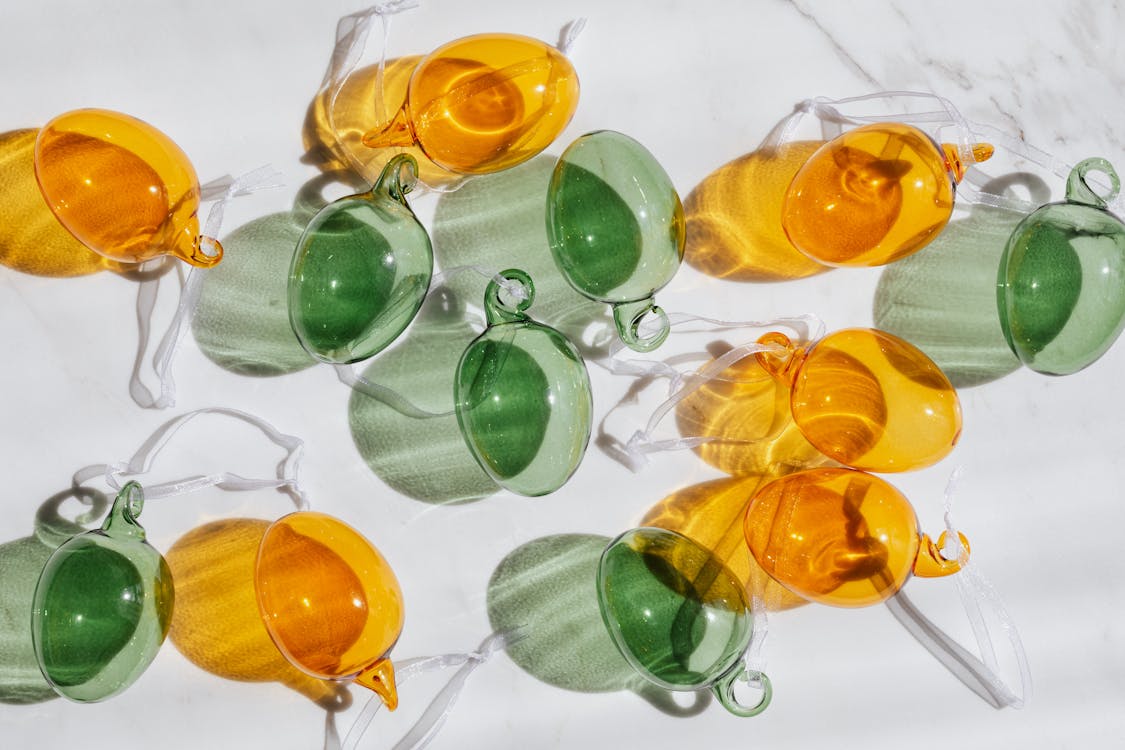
left=1, top=0, right=1123, bottom=747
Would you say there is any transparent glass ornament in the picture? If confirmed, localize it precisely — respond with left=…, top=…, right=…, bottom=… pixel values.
left=782, top=122, right=993, bottom=267
left=547, top=130, right=684, bottom=351
left=743, top=467, right=967, bottom=607
left=597, top=527, right=771, bottom=717
left=997, top=157, right=1125, bottom=374
left=362, top=34, right=579, bottom=175
left=30, top=483, right=174, bottom=702
left=34, top=109, right=221, bottom=267
left=454, top=269, right=593, bottom=496
left=756, top=327, right=962, bottom=472
left=255, top=511, right=404, bottom=710
left=288, top=154, right=432, bottom=364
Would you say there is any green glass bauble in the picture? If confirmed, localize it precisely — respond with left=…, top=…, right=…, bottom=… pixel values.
left=289, top=155, right=433, bottom=364
left=547, top=131, right=684, bottom=352
left=596, top=527, right=771, bottom=717
left=455, top=269, right=593, bottom=496
left=31, top=483, right=174, bottom=702
left=998, top=158, right=1125, bottom=374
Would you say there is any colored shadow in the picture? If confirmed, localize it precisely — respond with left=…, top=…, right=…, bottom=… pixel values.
left=683, top=141, right=830, bottom=282
left=0, top=129, right=123, bottom=277
left=348, top=285, right=497, bottom=505
left=641, top=474, right=807, bottom=613
left=872, top=177, right=1045, bottom=387
left=0, top=487, right=109, bottom=704
left=430, top=155, right=614, bottom=358
left=674, top=342, right=830, bottom=476
left=303, top=58, right=461, bottom=188
left=486, top=533, right=707, bottom=715
left=165, top=518, right=349, bottom=709
left=192, top=175, right=354, bottom=377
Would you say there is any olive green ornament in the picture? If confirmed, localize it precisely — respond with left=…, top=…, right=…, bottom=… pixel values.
left=30, top=482, right=174, bottom=702
left=597, top=527, right=771, bottom=717
left=455, top=269, right=593, bottom=496
left=289, top=154, right=433, bottom=364
left=997, top=158, right=1125, bottom=374
left=547, top=131, right=685, bottom=352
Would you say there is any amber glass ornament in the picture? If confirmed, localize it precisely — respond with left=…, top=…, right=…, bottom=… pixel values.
left=782, top=123, right=993, bottom=267
left=255, top=512, right=403, bottom=709
left=756, top=328, right=961, bottom=472
left=34, top=109, right=221, bottom=267
left=362, top=34, right=579, bottom=175
left=744, top=467, right=967, bottom=607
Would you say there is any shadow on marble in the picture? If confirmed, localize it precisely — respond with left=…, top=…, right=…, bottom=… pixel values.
left=683, top=140, right=831, bottom=282
left=641, top=474, right=809, bottom=613
left=0, top=129, right=128, bottom=277
left=674, top=340, right=831, bottom=476
left=0, top=486, right=109, bottom=705
left=348, top=285, right=497, bottom=506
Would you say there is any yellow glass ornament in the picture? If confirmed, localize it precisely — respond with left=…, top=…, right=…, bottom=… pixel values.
left=756, top=328, right=961, bottom=472
left=782, top=123, right=994, bottom=267
left=744, top=467, right=967, bottom=607
left=361, top=34, right=579, bottom=175
left=34, top=109, right=221, bottom=267
left=255, top=512, right=403, bottom=709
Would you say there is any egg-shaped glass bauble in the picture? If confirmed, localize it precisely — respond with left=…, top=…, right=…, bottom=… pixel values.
left=454, top=270, right=592, bottom=496
left=547, top=130, right=684, bottom=351
left=362, top=34, right=579, bottom=175
left=31, top=482, right=173, bottom=702
left=288, top=154, right=432, bottom=364
left=997, top=158, right=1125, bottom=375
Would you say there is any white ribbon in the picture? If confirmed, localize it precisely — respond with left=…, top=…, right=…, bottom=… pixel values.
left=885, top=468, right=1031, bottom=709
left=71, top=406, right=309, bottom=510
left=130, top=167, right=284, bottom=410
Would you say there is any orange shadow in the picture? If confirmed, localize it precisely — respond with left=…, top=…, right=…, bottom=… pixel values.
left=684, top=141, right=830, bottom=282
left=165, top=518, right=349, bottom=710
left=674, top=342, right=831, bottom=476
left=0, top=129, right=124, bottom=277
left=303, top=58, right=461, bottom=188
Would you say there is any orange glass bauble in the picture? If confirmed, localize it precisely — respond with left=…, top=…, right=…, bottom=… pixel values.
left=361, top=34, right=579, bottom=175
left=756, top=328, right=961, bottom=472
left=255, top=512, right=403, bottom=709
left=744, top=467, right=967, bottom=607
left=781, top=123, right=993, bottom=267
left=34, top=109, right=221, bottom=267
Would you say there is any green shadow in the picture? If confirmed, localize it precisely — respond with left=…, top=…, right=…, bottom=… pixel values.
left=0, top=487, right=109, bottom=705
left=348, top=285, right=497, bottom=505
left=487, top=533, right=709, bottom=715
left=431, top=155, right=615, bottom=358
left=873, top=175, right=1050, bottom=387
